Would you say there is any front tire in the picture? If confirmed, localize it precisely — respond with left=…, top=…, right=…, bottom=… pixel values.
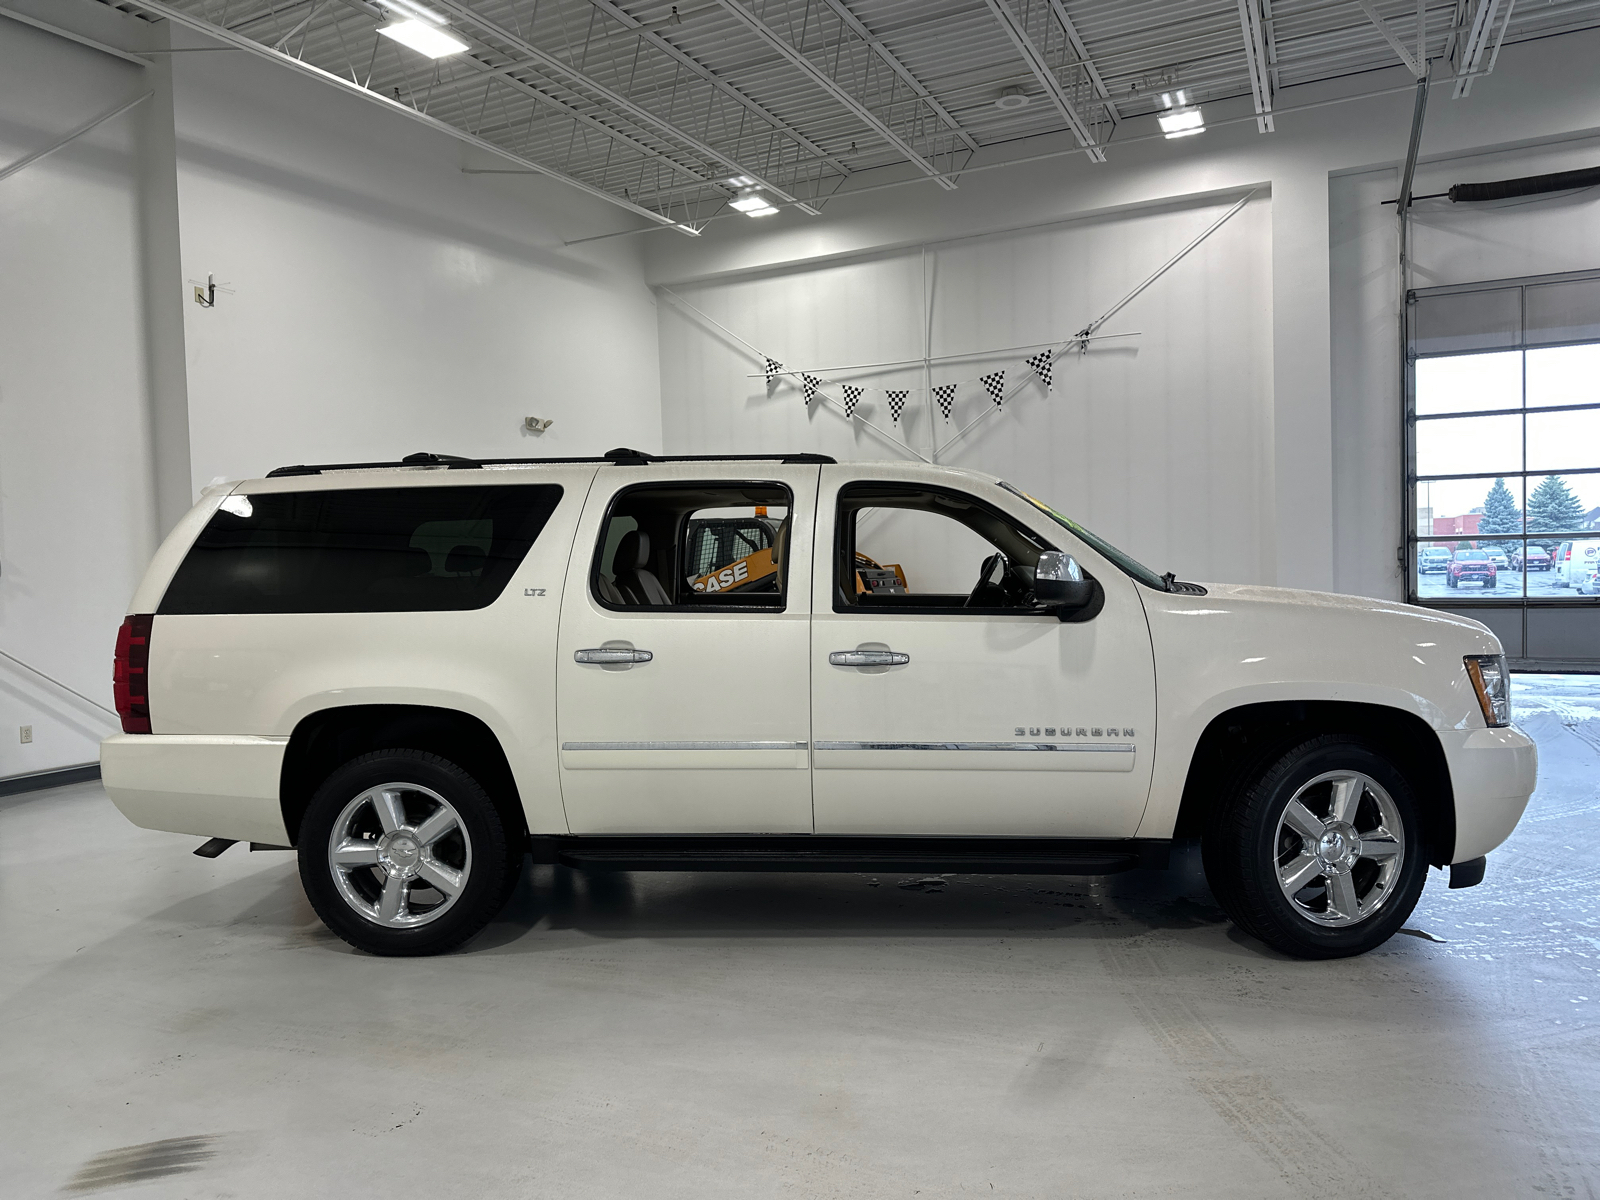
left=1203, top=736, right=1429, bottom=959
left=298, top=750, right=521, bottom=956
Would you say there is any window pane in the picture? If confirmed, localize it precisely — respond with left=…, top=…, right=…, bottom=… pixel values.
left=1415, top=413, right=1523, bottom=476
left=1413, top=538, right=1515, bottom=599
left=1411, top=288, right=1520, bottom=354
left=1525, top=278, right=1600, bottom=345
left=1526, top=473, right=1600, bottom=535
left=1414, top=476, right=1522, bottom=540
left=160, top=485, right=562, bottom=615
left=1526, top=409, right=1600, bottom=472
left=1414, top=351, right=1522, bottom=415
left=1526, top=344, right=1600, bottom=408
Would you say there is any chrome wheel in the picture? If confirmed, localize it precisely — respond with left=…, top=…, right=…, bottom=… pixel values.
left=327, top=783, right=472, bottom=929
left=1274, top=770, right=1405, bottom=928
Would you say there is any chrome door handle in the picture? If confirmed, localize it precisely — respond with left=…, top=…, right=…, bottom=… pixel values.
left=829, top=650, right=909, bottom=667
left=575, top=648, right=653, bottom=664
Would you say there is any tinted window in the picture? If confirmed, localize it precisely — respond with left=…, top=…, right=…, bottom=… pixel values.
left=592, top=483, right=791, bottom=611
left=160, top=485, right=562, bottom=614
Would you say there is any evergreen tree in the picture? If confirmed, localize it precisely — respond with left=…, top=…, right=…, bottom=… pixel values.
left=1477, top=477, right=1522, bottom=552
left=1527, top=474, right=1586, bottom=548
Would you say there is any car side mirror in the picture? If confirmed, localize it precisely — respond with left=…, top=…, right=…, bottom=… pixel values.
left=1034, top=550, right=1094, bottom=612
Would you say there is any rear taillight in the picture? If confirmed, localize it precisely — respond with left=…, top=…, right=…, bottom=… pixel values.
left=113, top=614, right=154, bottom=734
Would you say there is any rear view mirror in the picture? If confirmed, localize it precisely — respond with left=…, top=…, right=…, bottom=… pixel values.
left=1035, top=550, right=1094, bottom=611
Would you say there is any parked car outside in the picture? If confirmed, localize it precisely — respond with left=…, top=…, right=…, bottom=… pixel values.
left=1418, top=546, right=1452, bottom=574
left=1511, top=546, right=1551, bottom=571
left=1447, top=549, right=1497, bottom=589
left=1553, top=539, right=1600, bottom=589
left=1486, top=550, right=1509, bottom=569
left=101, top=450, right=1536, bottom=962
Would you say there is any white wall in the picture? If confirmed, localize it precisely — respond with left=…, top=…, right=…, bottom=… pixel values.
left=659, top=194, right=1273, bottom=586
left=170, top=40, right=665, bottom=491
left=647, top=27, right=1600, bottom=596
left=0, top=15, right=158, bottom=777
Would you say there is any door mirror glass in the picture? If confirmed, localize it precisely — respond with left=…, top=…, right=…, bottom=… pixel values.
left=1034, top=550, right=1093, bottom=609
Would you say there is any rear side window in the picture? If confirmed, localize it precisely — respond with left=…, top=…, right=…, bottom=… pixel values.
left=159, top=485, right=562, bottom=614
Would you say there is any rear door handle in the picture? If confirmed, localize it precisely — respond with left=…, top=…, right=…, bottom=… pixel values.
left=575, top=648, right=654, bottom=664
left=829, top=650, right=909, bottom=667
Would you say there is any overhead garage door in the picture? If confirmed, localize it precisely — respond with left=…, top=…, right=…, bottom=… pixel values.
left=1407, top=269, right=1600, bottom=671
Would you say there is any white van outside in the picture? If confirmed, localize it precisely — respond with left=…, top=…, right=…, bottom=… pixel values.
left=1552, top=539, right=1600, bottom=590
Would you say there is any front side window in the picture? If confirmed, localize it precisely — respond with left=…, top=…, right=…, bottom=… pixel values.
left=592, top=482, right=791, bottom=611
left=160, top=484, right=562, bottom=614
left=1409, top=274, right=1600, bottom=602
left=834, top=483, right=1057, bottom=612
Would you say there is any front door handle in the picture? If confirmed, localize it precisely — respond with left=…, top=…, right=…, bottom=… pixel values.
left=829, top=650, right=909, bottom=667
left=575, top=648, right=654, bottom=664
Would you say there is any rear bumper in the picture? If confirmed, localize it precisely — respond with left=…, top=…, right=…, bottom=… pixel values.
left=1438, top=725, right=1538, bottom=863
left=100, top=734, right=291, bottom=845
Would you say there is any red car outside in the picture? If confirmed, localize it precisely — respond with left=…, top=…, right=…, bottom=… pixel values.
left=1448, top=549, right=1497, bottom=588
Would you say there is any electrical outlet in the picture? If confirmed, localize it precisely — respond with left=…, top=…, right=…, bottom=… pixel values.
left=19, top=725, right=32, bottom=744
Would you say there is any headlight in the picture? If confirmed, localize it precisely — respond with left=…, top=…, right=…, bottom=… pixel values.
left=1464, top=654, right=1511, bottom=727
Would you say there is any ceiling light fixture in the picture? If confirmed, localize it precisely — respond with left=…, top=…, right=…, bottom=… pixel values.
left=723, top=175, right=756, bottom=189
left=729, top=188, right=779, bottom=217
left=1157, top=88, right=1205, bottom=138
left=378, top=18, right=469, bottom=58
left=995, top=86, right=1030, bottom=111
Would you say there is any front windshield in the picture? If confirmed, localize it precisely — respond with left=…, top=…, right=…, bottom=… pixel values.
left=1458, top=551, right=1488, bottom=560
left=1000, top=482, right=1170, bottom=591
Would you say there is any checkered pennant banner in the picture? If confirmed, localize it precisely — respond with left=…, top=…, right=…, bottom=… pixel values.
left=841, top=384, right=864, bottom=418
left=980, top=370, right=1006, bottom=409
left=801, top=373, right=822, bottom=405
left=1025, top=350, right=1054, bottom=392
left=886, top=389, right=909, bottom=424
left=933, top=383, right=958, bottom=421
left=764, top=357, right=784, bottom=387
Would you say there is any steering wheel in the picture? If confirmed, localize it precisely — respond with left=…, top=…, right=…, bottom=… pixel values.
left=965, top=551, right=1011, bottom=608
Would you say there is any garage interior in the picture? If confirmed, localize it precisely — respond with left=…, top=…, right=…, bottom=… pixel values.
left=2, top=0, right=1599, bottom=1194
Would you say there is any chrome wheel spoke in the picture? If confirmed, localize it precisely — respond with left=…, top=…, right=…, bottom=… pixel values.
left=1273, top=770, right=1405, bottom=929
left=1279, top=853, right=1324, bottom=895
left=1326, top=870, right=1361, bottom=921
left=372, top=788, right=406, bottom=834
left=1329, top=776, right=1362, bottom=825
left=329, top=781, right=473, bottom=930
left=377, top=873, right=407, bottom=924
left=1282, top=799, right=1324, bottom=842
left=332, top=839, right=379, bottom=867
left=1357, top=832, right=1402, bottom=861
left=415, top=858, right=463, bottom=897
left=414, top=807, right=460, bottom=849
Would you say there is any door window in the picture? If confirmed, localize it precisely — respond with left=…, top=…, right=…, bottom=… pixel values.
left=834, top=483, right=1055, bottom=612
left=592, top=482, right=792, bottom=610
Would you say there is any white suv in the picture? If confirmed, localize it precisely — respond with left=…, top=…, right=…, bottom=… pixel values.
left=102, top=450, right=1537, bottom=960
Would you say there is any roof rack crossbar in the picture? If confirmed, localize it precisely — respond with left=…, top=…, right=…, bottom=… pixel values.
left=265, top=448, right=836, bottom=477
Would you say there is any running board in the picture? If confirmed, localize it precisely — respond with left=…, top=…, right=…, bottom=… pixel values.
left=531, top=835, right=1170, bottom=875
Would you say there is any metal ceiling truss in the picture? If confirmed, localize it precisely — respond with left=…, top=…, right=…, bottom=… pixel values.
left=710, top=0, right=972, bottom=189
left=982, top=0, right=1110, bottom=162
left=103, top=0, right=1600, bottom=233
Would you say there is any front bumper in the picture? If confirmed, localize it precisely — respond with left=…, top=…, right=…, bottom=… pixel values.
left=100, top=734, right=291, bottom=845
left=1438, top=724, right=1538, bottom=862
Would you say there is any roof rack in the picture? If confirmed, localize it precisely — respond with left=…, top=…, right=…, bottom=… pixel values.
left=265, top=448, right=837, bottom=478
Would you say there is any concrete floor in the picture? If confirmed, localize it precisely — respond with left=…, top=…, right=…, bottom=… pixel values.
left=3, top=678, right=1598, bottom=1198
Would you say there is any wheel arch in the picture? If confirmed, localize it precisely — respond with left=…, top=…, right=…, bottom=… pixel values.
left=1171, top=700, right=1456, bottom=866
left=279, top=704, right=526, bottom=847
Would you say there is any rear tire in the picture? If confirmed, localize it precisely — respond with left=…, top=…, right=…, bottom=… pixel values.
left=298, top=750, right=521, bottom=956
left=1203, top=735, right=1429, bottom=959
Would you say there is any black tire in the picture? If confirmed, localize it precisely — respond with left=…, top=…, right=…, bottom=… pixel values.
left=1202, top=735, right=1430, bottom=959
left=1447, top=574, right=1457, bottom=587
left=298, top=750, right=522, bottom=956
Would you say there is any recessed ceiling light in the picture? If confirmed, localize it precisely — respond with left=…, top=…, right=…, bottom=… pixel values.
left=729, top=188, right=778, bottom=217
left=995, top=86, right=1030, bottom=111
left=378, top=18, right=469, bottom=59
left=1158, top=106, right=1205, bottom=138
